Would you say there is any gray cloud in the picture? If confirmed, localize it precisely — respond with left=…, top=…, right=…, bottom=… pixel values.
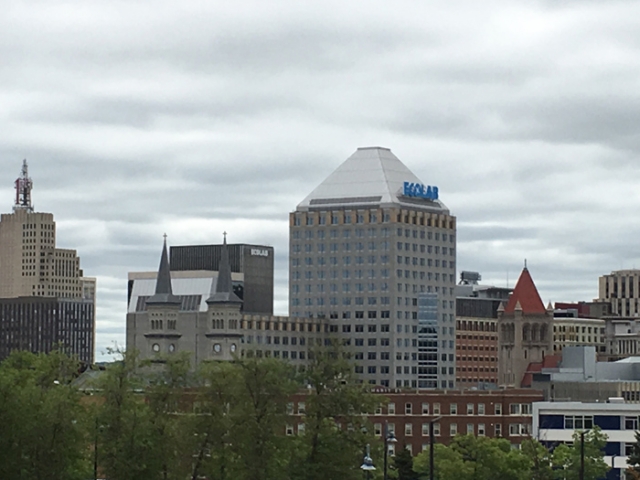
left=2, top=0, right=640, bottom=359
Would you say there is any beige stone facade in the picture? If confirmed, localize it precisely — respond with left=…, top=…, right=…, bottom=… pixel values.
left=598, top=269, right=640, bottom=317
left=0, top=208, right=83, bottom=299
left=552, top=317, right=605, bottom=354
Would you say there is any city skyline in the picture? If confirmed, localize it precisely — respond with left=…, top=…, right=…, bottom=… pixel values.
left=3, top=1, right=640, bottom=360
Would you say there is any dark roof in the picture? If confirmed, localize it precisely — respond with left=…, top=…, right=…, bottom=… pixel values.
left=146, top=238, right=181, bottom=306
left=504, top=267, right=546, bottom=315
left=206, top=236, right=242, bottom=305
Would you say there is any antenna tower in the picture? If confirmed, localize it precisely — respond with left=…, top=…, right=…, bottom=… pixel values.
left=13, top=159, right=34, bottom=213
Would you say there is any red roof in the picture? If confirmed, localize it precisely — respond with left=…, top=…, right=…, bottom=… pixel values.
left=520, top=355, right=561, bottom=387
left=504, top=268, right=546, bottom=315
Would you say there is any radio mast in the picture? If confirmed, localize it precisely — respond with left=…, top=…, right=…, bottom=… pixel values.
left=13, top=159, right=34, bottom=213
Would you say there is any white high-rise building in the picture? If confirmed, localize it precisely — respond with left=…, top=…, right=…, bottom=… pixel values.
left=289, top=147, right=457, bottom=388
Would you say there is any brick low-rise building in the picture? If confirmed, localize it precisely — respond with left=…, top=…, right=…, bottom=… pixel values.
left=287, top=388, right=544, bottom=455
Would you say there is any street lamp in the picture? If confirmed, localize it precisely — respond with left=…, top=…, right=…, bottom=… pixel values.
left=383, top=422, right=398, bottom=480
left=611, top=454, right=618, bottom=480
left=429, top=416, right=443, bottom=480
left=361, top=443, right=376, bottom=480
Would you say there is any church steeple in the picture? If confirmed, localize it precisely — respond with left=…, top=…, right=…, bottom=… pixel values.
left=146, top=235, right=181, bottom=306
left=206, top=233, right=242, bottom=305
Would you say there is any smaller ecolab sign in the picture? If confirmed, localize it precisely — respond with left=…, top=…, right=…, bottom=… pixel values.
left=403, top=182, right=439, bottom=201
left=251, top=248, right=269, bottom=257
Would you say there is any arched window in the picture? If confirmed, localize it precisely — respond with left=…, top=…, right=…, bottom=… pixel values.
left=540, top=324, right=548, bottom=342
left=522, top=323, right=531, bottom=342
left=531, top=324, right=540, bottom=342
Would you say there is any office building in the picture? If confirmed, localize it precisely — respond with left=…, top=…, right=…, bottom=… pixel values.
left=289, top=147, right=457, bottom=389
left=170, top=243, right=274, bottom=315
left=0, top=161, right=95, bottom=362
left=455, top=272, right=511, bottom=387
left=0, top=297, right=94, bottom=364
left=128, top=243, right=274, bottom=316
left=127, top=237, right=325, bottom=367
left=498, top=266, right=553, bottom=387
left=534, top=400, right=633, bottom=480
left=552, top=310, right=605, bottom=355
left=598, top=269, right=640, bottom=317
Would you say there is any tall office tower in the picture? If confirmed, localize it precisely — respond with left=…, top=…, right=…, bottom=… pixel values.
left=0, top=161, right=95, bottom=363
left=290, top=147, right=457, bottom=389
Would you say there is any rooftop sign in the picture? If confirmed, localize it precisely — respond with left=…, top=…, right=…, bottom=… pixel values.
left=403, top=182, right=439, bottom=201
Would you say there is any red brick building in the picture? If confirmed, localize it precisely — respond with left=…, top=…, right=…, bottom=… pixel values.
left=455, top=317, right=498, bottom=386
left=288, top=388, right=544, bottom=455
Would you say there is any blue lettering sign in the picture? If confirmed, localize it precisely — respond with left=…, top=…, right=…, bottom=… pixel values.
left=403, top=182, right=439, bottom=200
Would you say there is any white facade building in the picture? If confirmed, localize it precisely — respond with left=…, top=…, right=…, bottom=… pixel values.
left=533, top=401, right=639, bottom=480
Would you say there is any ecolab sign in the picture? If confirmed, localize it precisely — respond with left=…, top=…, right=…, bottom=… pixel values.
left=403, top=182, right=439, bottom=201
left=251, top=248, right=269, bottom=257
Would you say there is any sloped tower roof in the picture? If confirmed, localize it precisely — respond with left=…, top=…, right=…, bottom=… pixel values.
left=206, top=234, right=242, bottom=305
left=146, top=237, right=181, bottom=306
left=504, top=267, right=546, bottom=315
left=297, top=147, right=448, bottom=212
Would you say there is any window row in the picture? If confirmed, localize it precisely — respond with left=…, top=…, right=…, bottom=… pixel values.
left=376, top=402, right=535, bottom=417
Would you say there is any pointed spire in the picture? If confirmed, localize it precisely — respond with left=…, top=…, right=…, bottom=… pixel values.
left=514, top=300, right=523, bottom=311
left=547, top=301, right=553, bottom=311
left=146, top=235, right=181, bottom=306
left=206, top=233, right=242, bottom=305
left=503, top=266, right=546, bottom=315
left=497, top=302, right=505, bottom=312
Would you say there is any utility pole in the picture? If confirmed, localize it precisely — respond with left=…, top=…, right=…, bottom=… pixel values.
left=430, top=416, right=443, bottom=480
left=579, top=430, right=585, bottom=480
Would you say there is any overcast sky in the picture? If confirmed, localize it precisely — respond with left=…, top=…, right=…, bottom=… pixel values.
left=2, top=0, right=640, bottom=360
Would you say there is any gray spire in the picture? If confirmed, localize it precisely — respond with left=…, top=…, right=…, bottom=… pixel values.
left=206, top=233, right=242, bottom=305
left=146, top=235, right=181, bottom=306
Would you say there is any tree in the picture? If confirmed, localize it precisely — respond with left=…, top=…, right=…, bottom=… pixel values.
left=551, top=427, right=609, bottom=480
left=96, top=349, right=164, bottom=480
left=627, top=431, right=640, bottom=480
left=143, top=352, right=194, bottom=479
left=192, top=356, right=298, bottom=480
left=414, top=435, right=529, bottom=480
left=521, top=438, right=554, bottom=480
left=394, top=445, right=418, bottom=480
left=414, top=442, right=472, bottom=480
left=448, top=434, right=528, bottom=480
left=287, top=343, right=378, bottom=480
left=0, top=350, right=91, bottom=480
